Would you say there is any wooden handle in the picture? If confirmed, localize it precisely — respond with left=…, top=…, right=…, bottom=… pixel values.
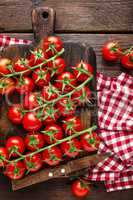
left=32, top=7, right=55, bottom=44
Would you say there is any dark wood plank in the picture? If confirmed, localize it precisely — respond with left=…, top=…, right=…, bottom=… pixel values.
left=0, top=1, right=133, bottom=32
left=1, top=33, right=133, bottom=76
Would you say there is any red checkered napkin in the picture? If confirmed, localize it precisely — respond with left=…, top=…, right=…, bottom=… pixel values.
left=0, top=35, right=133, bottom=192
left=0, top=35, right=31, bottom=51
left=88, top=72, right=133, bottom=192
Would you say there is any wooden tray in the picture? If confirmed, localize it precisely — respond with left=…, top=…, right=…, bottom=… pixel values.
left=0, top=7, right=98, bottom=191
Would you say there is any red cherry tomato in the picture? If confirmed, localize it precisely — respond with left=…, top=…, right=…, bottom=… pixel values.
left=41, top=85, right=59, bottom=101
left=24, top=152, right=43, bottom=172
left=0, top=78, right=15, bottom=95
left=43, top=105, right=59, bottom=124
left=61, top=138, right=81, bottom=158
left=32, top=68, right=50, bottom=87
left=48, top=57, right=66, bottom=76
left=23, top=92, right=40, bottom=110
left=16, top=76, right=34, bottom=94
left=63, top=116, right=82, bottom=135
left=102, top=41, right=122, bottom=61
left=0, top=147, right=9, bottom=167
left=7, top=104, right=23, bottom=125
left=55, top=72, right=77, bottom=93
left=42, top=146, right=62, bottom=166
left=22, top=112, right=42, bottom=131
left=43, top=124, right=63, bottom=144
left=25, top=132, right=44, bottom=151
left=5, top=161, right=25, bottom=180
left=43, top=36, right=63, bottom=57
left=56, top=97, right=76, bottom=117
left=73, top=61, right=93, bottom=82
left=13, top=58, right=31, bottom=75
left=80, top=132, right=100, bottom=152
left=121, top=50, right=133, bottom=69
left=72, top=86, right=91, bottom=105
left=0, top=58, right=12, bottom=75
left=6, top=136, right=25, bottom=157
left=28, top=48, right=48, bottom=67
left=71, top=179, right=90, bottom=198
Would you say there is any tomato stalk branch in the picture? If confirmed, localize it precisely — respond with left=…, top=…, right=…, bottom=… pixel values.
left=5, top=125, right=97, bottom=164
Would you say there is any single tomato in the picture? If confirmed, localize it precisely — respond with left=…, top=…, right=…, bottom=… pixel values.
left=71, top=179, right=90, bottom=198
left=25, top=132, right=44, bottom=151
left=73, top=61, right=93, bottom=82
left=43, top=124, right=63, bottom=144
left=43, top=105, right=59, bottom=124
left=32, top=68, right=50, bottom=87
left=41, top=85, right=59, bottom=101
left=0, top=58, right=12, bottom=75
left=0, top=78, right=15, bottom=95
left=22, top=112, right=42, bottom=131
left=6, top=136, right=25, bottom=157
left=7, top=104, right=24, bottom=125
left=43, top=36, right=63, bottom=57
left=121, top=50, right=133, bottom=69
left=55, top=72, right=77, bottom=93
left=13, top=58, right=31, bottom=75
left=48, top=57, right=66, bottom=76
left=0, top=147, right=9, bottom=167
left=102, top=41, right=121, bottom=61
left=80, top=132, right=100, bottom=152
left=24, top=152, right=43, bottom=173
left=42, top=146, right=62, bottom=166
left=23, top=92, right=40, bottom=110
left=60, top=138, right=81, bottom=158
left=16, top=76, right=34, bottom=94
left=5, top=161, right=25, bottom=180
left=63, top=116, right=82, bottom=135
left=72, top=86, right=91, bottom=105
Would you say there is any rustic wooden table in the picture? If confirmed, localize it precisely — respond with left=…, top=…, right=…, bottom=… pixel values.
left=0, top=0, right=133, bottom=199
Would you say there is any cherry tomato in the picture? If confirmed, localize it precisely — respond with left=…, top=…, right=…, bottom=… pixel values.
left=61, top=138, right=81, bottom=158
left=43, top=124, right=63, bottom=144
left=48, top=57, right=66, bottom=76
left=0, top=58, right=12, bottom=75
left=13, top=58, right=31, bottom=75
left=71, top=179, right=90, bottom=198
left=55, top=72, right=77, bottom=93
left=102, top=41, right=122, bottom=61
left=32, top=68, right=50, bottom=87
left=16, top=76, right=34, bottom=94
left=73, top=61, right=93, bottom=82
left=22, top=112, right=42, bottom=131
left=28, top=48, right=48, bottom=67
left=0, top=78, right=15, bottom=95
left=121, top=50, right=133, bottom=69
left=7, top=104, right=24, bottom=125
left=41, top=85, right=59, bottom=101
left=56, top=97, right=76, bottom=117
left=0, top=147, right=9, bottom=167
left=42, top=146, right=62, bottom=166
left=80, top=132, right=100, bottom=152
left=23, top=92, right=40, bottom=110
left=43, top=36, right=63, bottom=57
left=63, top=116, right=82, bottom=135
left=72, top=86, right=91, bottom=105
left=43, top=105, right=59, bottom=124
left=25, top=132, right=44, bottom=151
left=5, top=161, right=25, bottom=180
left=24, top=152, right=43, bottom=173
left=6, top=136, right=25, bottom=157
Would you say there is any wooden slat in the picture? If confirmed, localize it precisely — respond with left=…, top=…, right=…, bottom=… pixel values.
left=0, top=0, right=133, bottom=32
left=1, top=33, right=133, bottom=76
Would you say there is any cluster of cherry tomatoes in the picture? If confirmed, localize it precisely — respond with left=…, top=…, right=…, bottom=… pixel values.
left=0, top=36, right=100, bottom=180
left=102, top=41, right=133, bottom=69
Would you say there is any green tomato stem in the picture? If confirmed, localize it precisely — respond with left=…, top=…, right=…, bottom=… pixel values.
left=7, top=125, right=97, bottom=164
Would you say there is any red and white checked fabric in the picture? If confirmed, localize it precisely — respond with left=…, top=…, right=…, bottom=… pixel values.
left=88, top=72, right=133, bottom=192
left=0, top=35, right=133, bottom=192
left=0, top=35, right=31, bottom=50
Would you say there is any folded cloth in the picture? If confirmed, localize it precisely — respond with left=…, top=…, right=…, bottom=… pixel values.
left=0, top=35, right=133, bottom=192
left=88, top=72, right=133, bottom=192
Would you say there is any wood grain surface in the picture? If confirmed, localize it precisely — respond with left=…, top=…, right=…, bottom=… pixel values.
left=0, top=0, right=133, bottom=32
